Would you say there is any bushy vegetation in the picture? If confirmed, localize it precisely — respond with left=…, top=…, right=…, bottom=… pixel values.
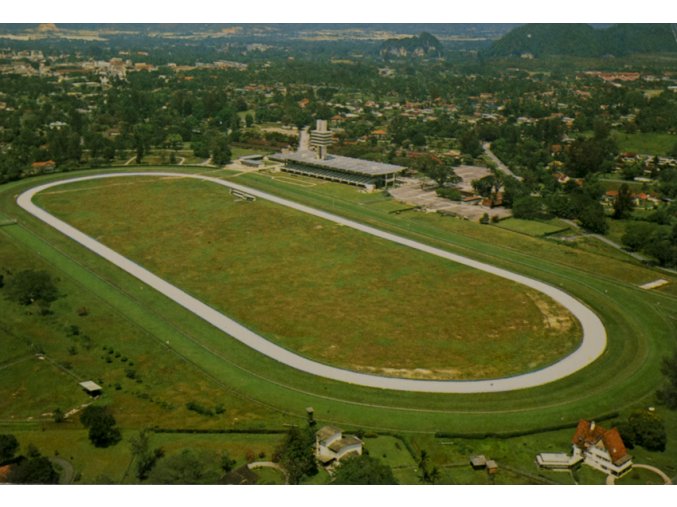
left=79, top=406, right=122, bottom=448
left=332, top=454, right=398, bottom=485
left=617, top=409, right=667, bottom=452
left=3, top=269, right=59, bottom=311
left=273, top=426, right=317, bottom=485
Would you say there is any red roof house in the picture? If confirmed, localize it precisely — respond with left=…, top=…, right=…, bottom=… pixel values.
left=571, top=420, right=632, bottom=477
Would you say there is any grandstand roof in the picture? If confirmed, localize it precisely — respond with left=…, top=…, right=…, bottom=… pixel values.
left=271, top=150, right=406, bottom=176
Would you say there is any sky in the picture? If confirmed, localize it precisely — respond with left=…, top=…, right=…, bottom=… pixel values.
left=4, top=0, right=677, bottom=23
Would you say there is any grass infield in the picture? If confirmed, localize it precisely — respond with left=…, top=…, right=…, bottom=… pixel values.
left=35, top=176, right=581, bottom=381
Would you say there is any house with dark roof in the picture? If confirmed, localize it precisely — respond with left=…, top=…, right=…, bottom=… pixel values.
left=571, top=420, right=632, bottom=477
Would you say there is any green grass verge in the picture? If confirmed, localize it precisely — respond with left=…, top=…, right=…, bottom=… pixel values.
left=494, top=218, right=571, bottom=237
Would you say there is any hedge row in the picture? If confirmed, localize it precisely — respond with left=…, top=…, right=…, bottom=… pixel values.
left=151, top=428, right=286, bottom=435
left=433, top=412, right=619, bottom=440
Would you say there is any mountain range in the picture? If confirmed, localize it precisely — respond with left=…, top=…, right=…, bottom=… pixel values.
left=484, top=23, right=677, bottom=58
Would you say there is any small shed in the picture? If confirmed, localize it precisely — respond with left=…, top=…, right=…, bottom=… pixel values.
left=470, top=455, right=487, bottom=470
left=78, top=381, right=102, bottom=397
left=486, top=460, right=498, bottom=474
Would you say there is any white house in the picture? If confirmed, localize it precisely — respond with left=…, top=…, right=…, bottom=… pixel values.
left=314, top=426, right=363, bottom=466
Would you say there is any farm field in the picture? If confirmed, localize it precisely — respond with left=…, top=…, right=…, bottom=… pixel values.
left=611, top=130, right=677, bottom=156
left=0, top=166, right=674, bottom=441
left=34, top=175, right=582, bottom=381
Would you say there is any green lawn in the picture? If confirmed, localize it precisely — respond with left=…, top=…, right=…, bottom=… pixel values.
left=6, top=428, right=135, bottom=484
left=615, top=467, right=666, bottom=485
left=231, top=146, right=274, bottom=159
left=0, top=223, right=279, bottom=431
left=612, top=131, right=677, bottom=156
left=255, top=466, right=286, bottom=484
left=35, top=176, right=581, bottom=381
left=362, top=435, right=416, bottom=468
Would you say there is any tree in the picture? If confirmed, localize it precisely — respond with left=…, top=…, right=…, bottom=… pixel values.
left=0, top=434, right=19, bottom=462
left=472, top=172, right=503, bottom=206
left=578, top=201, right=609, bottom=234
left=7, top=456, right=59, bottom=484
left=220, top=452, right=236, bottom=474
left=148, top=449, right=220, bottom=485
left=460, top=129, right=483, bottom=158
left=332, top=454, right=398, bottom=485
left=620, top=410, right=667, bottom=452
left=613, top=183, right=635, bottom=219
left=472, top=175, right=496, bottom=199
left=163, top=133, right=183, bottom=151
left=80, top=406, right=121, bottom=448
left=4, top=270, right=59, bottom=308
left=417, top=449, right=441, bottom=484
left=422, top=161, right=460, bottom=188
left=129, top=430, right=165, bottom=480
left=53, top=408, right=65, bottom=423
left=512, top=195, right=546, bottom=220
left=622, top=221, right=658, bottom=251
left=566, top=136, right=618, bottom=177
left=207, top=131, right=232, bottom=165
left=657, top=349, right=677, bottom=409
left=274, top=426, right=317, bottom=485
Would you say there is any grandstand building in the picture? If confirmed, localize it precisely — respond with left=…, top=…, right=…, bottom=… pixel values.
left=270, top=120, right=405, bottom=191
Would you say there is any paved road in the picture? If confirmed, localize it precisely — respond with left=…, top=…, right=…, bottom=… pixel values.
left=483, top=143, right=523, bottom=181
left=561, top=219, right=651, bottom=263
left=17, top=172, right=607, bottom=393
left=50, top=457, right=75, bottom=484
left=606, top=463, right=672, bottom=485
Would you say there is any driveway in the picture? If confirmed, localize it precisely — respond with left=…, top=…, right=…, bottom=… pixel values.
left=17, top=172, right=607, bottom=394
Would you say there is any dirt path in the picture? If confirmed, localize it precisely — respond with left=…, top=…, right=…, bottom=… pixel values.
left=50, top=457, right=75, bottom=484
left=248, top=461, right=288, bottom=483
left=18, top=172, right=607, bottom=394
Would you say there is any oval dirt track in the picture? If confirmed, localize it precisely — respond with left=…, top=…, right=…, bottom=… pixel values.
left=17, top=172, right=607, bottom=393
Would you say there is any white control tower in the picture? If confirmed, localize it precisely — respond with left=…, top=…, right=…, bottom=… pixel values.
left=309, top=119, right=333, bottom=160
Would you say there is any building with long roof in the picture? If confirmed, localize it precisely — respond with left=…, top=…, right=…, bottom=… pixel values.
left=270, top=120, right=405, bottom=191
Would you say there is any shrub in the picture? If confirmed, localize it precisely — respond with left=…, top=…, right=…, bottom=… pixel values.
left=436, top=187, right=462, bottom=201
left=185, top=401, right=213, bottom=416
left=79, top=406, right=121, bottom=448
left=4, top=270, right=59, bottom=308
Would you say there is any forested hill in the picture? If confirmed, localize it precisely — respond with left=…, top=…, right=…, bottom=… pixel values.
left=380, top=32, right=443, bottom=59
left=484, top=23, right=677, bottom=58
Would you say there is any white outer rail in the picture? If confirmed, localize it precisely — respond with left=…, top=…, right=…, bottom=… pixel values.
left=17, top=172, right=607, bottom=393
